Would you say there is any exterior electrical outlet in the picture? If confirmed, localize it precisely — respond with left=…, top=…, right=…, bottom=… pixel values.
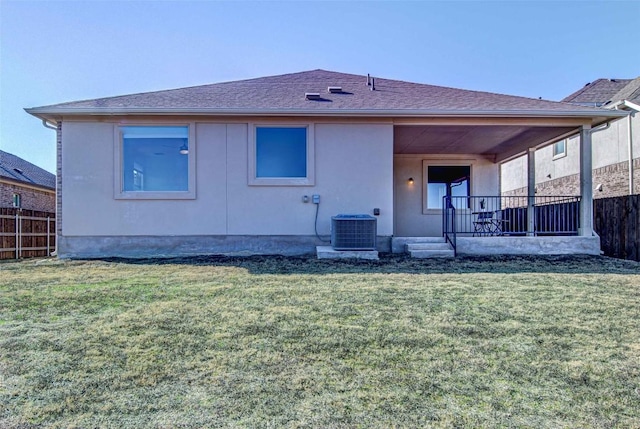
left=312, top=195, right=320, bottom=204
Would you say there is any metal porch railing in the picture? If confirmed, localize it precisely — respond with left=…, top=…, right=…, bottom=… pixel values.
left=442, top=195, right=581, bottom=238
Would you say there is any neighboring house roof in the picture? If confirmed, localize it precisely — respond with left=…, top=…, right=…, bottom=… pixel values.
left=0, top=150, right=55, bottom=190
left=608, top=76, right=640, bottom=104
left=562, top=77, right=640, bottom=106
left=26, top=69, right=622, bottom=120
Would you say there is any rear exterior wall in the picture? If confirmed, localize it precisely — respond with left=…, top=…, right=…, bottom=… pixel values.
left=59, top=120, right=394, bottom=257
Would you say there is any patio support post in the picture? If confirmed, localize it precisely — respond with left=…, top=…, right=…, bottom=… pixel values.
left=579, top=124, right=593, bottom=236
left=527, top=148, right=536, bottom=236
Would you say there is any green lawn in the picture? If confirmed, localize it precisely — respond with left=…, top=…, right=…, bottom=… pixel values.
left=1, top=255, right=639, bottom=428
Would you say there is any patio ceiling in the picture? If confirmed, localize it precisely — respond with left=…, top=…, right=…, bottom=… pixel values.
left=393, top=124, right=578, bottom=161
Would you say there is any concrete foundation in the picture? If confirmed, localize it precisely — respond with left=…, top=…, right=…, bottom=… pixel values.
left=58, top=235, right=392, bottom=259
left=456, top=235, right=601, bottom=256
left=316, top=246, right=379, bottom=260
left=393, top=235, right=601, bottom=256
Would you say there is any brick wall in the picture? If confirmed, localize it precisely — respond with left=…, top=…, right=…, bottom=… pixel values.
left=503, top=158, right=640, bottom=198
left=0, top=182, right=55, bottom=212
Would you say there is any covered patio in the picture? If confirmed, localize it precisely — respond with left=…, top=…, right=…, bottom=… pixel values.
left=391, top=115, right=624, bottom=256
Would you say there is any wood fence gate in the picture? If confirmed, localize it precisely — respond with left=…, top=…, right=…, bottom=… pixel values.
left=594, top=194, right=640, bottom=262
left=0, top=208, right=56, bottom=260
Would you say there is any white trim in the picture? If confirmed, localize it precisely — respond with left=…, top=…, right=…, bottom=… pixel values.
left=607, top=100, right=640, bottom=112
left=248, top=123, right=315, bottom=187
left=0, top=177, right=55, bottom=194
left=552, top=139, right=567, bottom=160
left=26, top=106, right=629, bottom=119
left=113, top=123, right=196, bottom=200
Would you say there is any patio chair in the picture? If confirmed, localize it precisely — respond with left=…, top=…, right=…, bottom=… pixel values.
left=473, top=211, right=500, bottom=236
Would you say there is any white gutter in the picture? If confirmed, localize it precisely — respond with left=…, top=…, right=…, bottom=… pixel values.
left=590, top=121, right=611, bottom=134
left=25, top=106, right=628, bottom=119
left=41, top=119, right=57, bottom=130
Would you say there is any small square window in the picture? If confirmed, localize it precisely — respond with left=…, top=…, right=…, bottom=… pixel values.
left=256, top=127, right=307, bottom=178
left=553, top=140, right=566, bottom=159
left=249, top=124, right=315, bottom=186
left=114, top=125, right=196, bottom=199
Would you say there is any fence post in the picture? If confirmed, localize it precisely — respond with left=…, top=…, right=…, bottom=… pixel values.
left=15, top=213, right=19, bottom=260
left=47, top=216, right=51, bottom=256
left=14, top=213, right=18, bottom=260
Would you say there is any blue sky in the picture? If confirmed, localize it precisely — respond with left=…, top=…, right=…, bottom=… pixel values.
left=1, top=0, right=638, bottom=173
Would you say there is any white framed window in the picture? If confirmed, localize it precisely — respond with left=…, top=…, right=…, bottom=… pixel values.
left=553, top=140, right=567, bottom=160
left=422, top=161, right=472, bottom=213
left=114, top=124, right=196, bottom=199
left=248, top=124, right=315, bottom=186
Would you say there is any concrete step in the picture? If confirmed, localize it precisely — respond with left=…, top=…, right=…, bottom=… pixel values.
left=392, top=237, right=448, bottom=253
left=410, top=249, right=455, bottom=258
left=406, top=243, right=452, bottom=252
left=402, top=237, right=446, bottom=244
left=402, top=239, right=455, bottom=258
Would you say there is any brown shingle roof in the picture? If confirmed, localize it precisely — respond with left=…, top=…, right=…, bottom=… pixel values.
left=608, top=77, right=640, bottom=104
left=562, top=78, right=634, bottom=105
left=0, top=150, right=55, bottom=190
left=28, top=69, right=610, bottom=115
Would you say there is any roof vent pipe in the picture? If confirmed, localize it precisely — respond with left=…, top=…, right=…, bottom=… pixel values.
left=366, top=74, right=371, bottom=86
left=370, top=77, right=375, bottom=91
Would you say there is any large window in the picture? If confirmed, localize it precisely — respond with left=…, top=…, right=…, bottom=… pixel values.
left=249, top=124, right=315, bottom=186
left=115, top=125, right=196, bottom=199
left=426, top=165, right=471, bottom=209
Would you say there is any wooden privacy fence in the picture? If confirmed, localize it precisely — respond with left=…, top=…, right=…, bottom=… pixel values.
left=0, top=208, right=56, bottom=260
left=594, top=194, right=640, bottom=262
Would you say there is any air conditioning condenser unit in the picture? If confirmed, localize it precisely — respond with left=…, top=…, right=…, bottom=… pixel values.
left=331, top=214, right=377, bottom=250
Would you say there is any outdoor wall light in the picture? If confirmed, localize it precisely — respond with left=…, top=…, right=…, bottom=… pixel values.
left=179, top=144, right=189, bottom=155
left=408, top=177, right=414, bottom=185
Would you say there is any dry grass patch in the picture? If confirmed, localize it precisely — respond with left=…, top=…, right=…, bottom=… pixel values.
left=1, top=255, right=639, bottom=428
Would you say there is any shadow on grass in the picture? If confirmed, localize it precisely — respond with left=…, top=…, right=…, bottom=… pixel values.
left=94, top=254, right=640, bottom=275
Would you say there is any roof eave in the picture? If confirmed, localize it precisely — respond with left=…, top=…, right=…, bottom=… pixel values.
left=25, top=107, right=628, bottom=120
left=606, top=100, right=640, bottom=112
left=0, top=176, right=55, bottom=192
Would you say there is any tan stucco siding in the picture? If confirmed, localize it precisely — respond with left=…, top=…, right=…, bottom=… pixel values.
left=61, top=121, right=393, bottom=237
left=394, top=155, right=499, bottom=237
left=226, top=123, right=393, bottom=236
